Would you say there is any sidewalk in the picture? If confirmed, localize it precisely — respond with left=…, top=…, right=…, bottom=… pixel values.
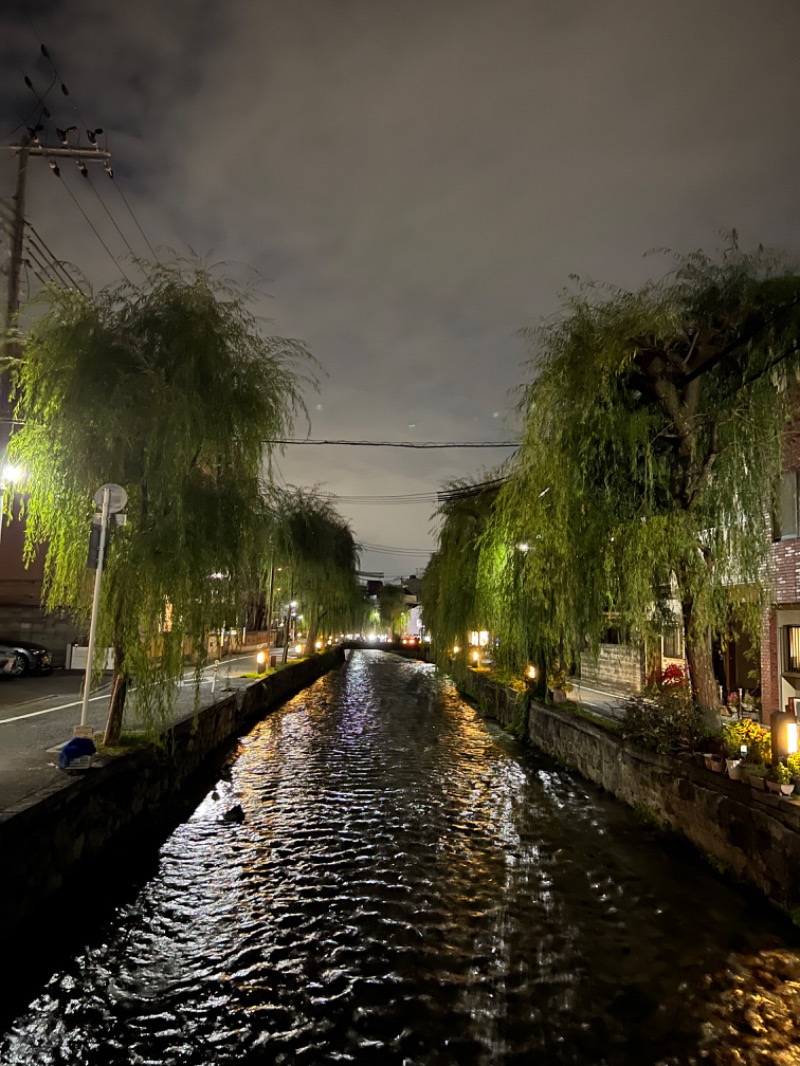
left=0, top=653, right=271, bottom=817
left=566, top=679, right=628, bottom=722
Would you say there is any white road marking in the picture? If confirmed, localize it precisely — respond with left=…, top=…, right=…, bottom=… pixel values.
left=0, top=691, right=111, bottom=724
left=0, top=651, right=263, bottom=726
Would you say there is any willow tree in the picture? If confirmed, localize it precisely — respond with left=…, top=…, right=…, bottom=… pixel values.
left=499, top=238, right=800, bottom=716
left=9, top=263, right=313, bottom=743
left=376, top=584, right=408, bottom=640
left=271, top=489, right=361, bottom=656
left=422, top=476, right=500, bottom=664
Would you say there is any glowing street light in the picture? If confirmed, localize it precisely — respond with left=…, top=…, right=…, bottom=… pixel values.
left=0, top=464, right=24, bottom=547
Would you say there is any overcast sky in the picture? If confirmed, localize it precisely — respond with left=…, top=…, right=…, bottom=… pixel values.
left=2, top=0, right=800, bottom=579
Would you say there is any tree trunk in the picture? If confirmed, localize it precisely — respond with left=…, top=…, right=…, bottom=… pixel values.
left=103, top=640, right=128, bottom=746
left=682, top=596, right=719, bottom=724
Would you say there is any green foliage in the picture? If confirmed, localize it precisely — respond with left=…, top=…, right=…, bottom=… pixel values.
left=768, top=763, right=793, bottom=785
left=620, top=689, right=715, bottom=755
left=630, top=803, right=667, bottom=830
left=377, top=583, right=408, bottom=636
left=722, top=719, right=771, bottom=763
left=486, top=239, right=800, bottom=704
left=9, top=263, right=313, bottom=732
left=787, top=752, right=800, bottom=780
left=272, top=488, right=361, bottom=644
left=422, top=476, right=501, bottom=664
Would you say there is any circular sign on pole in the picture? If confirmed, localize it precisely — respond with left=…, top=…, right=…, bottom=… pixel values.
left=94, top=483, right=127, bottom=514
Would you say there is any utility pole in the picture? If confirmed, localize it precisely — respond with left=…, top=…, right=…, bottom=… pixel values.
left=1, top=140, right=111, bottom=362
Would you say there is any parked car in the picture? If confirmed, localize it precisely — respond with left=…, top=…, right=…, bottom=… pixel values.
left=0, top=639, right=53, bottom=677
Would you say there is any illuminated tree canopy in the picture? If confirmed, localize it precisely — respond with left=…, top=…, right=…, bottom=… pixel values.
left=427, top=240, right=800, bottom=714
left=9, top=262, right=313, bottom=743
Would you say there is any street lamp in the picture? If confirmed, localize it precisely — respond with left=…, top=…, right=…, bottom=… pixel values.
left=0, top=464, right=24, bottom=546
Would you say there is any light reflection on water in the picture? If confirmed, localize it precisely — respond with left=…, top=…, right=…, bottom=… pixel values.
left=2, top=650, right=799, bottom=1065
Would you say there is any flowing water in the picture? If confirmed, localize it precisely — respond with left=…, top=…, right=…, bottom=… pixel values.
left=3, top=651, right=800, bottom=1065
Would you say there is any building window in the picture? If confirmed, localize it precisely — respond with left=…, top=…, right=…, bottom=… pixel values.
left=784, top=626, right=800, bottom=674
left=779, top=471, right=799, bottom=539
left=662, top=625, right=683, bottom=660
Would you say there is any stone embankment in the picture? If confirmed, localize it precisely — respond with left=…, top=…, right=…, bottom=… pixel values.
left=0, top=649, right=344, bottom=932
left=458, top=667, right=800, bottom=916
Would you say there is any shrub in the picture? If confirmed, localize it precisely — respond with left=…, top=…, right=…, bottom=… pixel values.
left=621, top=687, right=715, bottom=755
left=722, top=719, right=771, bottom=764
left=769, top=763, right=793, bottom=785
left=644, top=663, right=688, bottom=692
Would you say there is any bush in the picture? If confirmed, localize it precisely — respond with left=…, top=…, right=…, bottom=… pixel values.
left=722, top=719, right=771, bottom=764
left=769, top=763, right=793, bottom=785
left=621, top=687, right=715, bottom=755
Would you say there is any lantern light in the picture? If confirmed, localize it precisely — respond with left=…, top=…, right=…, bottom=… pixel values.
left=295, top=643, right=303, bottom=655
left=452, top=645, right=460, bottom=655
left=256, top=650, right=267, bottom=674
left=526, top=664, right=536, bottom=680
left=771, top=706, right=800, bottom=764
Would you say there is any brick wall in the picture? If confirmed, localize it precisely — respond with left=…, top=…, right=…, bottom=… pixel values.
left=761, top=609, right=779, bottom=717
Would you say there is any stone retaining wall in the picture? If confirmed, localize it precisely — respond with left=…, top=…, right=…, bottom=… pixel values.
left=457, top=667, right=800, bottom=915
left=0, top=649, right=344, bottom=932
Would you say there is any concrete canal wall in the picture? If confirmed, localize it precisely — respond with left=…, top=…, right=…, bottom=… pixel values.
left=0, top=649, right=344, bottom=932
left=458, top=668, right=800, bottom=916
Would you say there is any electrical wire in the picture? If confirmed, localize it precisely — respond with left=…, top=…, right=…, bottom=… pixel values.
left=26, top=224, right=81, bottom=289
left=267, top=438, right=518, bottom=449
left=359, top=542, right=433, bottom=556
left=54, top=173, right=134, bottom=285
left=110, top=180, right=159, bottom=261
left=84, top=173, right=150, bottom=281
left=1, top=197, right=83, bottom=291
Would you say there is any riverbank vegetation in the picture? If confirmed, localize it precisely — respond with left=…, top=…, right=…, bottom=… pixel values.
left=8, top=262, right=359, bottom=744
left=423, top=237, right=800, bottom=719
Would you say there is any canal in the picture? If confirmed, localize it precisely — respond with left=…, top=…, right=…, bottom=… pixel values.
left=3, top=650, right=800, bottom=1065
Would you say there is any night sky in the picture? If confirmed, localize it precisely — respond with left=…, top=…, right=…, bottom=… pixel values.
left=2, top=0, right=799, bottom=579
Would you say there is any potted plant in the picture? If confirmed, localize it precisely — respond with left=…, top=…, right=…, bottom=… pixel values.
left=726, top=757, right=743, bottom=781
left=744, top=763, right=768, bottom=791
left=768, top=763, right=795, bottom=796
left=547, top=661, right=573, bottom=703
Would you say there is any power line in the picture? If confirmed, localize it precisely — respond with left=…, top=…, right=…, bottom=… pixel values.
left=54, top=172, right=133, bottom=285
left=110, top=180, right=159, bottom=261
left=308, top=475, right=510, bottom=506
left=1, top=198, right=80, bottom=290
left=267, top=439, right=518, bottom=449
left=360, top=542, right=433, bottom=556
left=26, top=223, right=82, bottom=289
left=83, top=173, right=150, bottom=280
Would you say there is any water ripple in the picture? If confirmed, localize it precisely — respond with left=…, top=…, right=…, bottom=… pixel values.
left=2, top=651, right=799, bottom=1065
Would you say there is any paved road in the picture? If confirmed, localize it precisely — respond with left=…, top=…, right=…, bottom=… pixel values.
left=0, top=647, right=295, bottom=813
left=566, top=679, right=628, bottom=720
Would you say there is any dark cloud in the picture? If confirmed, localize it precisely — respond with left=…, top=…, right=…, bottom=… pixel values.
left=3, top=0, right=800, bottom=576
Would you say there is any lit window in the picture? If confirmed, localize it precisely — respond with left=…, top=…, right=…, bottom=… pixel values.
left=780, top=471, right=799, bottom=539
left=662, top=625, right=683, bottom=660
left=784, top=626, right=800, bottom=674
